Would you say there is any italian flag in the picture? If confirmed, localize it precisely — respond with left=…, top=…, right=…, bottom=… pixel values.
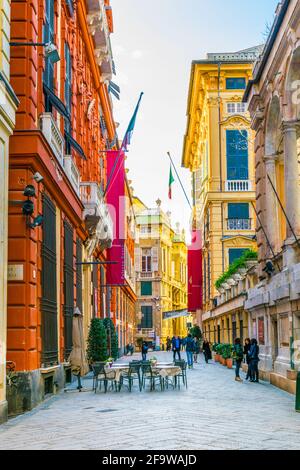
left=168, top=165, right=175, bottom=199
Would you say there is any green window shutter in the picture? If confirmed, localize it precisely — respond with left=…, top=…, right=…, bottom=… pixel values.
left=226, top=130, right=249, bottom=180
left=229, top=248, right=248, bottom=265
left=141, top=281, right=152, bottom=296
left=140, top=306, right=153, bottom=328
left=226, top=78, right=246, bottom=90
left=228, top=203, right=249, bottom=219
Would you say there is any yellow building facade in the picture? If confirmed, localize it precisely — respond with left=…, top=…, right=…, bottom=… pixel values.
left=182, top=48, right=261, bottom=344
left=0, top=0, right=18, bottom=423
left=134, top=198, right=190, bottom=349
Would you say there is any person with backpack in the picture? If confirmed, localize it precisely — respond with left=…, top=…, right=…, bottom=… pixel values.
left=172, top=336, right=181, bottom=361
left=233, top=338, right=244, bottom=382
left=193, top=337, right=201, bottom=363
left=141, top=341, right=148, bottom=361
left=248, top=338, right=260, bottom=383
left=185, top=334, right=195, bottom=369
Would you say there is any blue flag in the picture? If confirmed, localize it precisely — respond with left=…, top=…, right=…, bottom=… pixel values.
left=121, top=92, right=144, bottom=151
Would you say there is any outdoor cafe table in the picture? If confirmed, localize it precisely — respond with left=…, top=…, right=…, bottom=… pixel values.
left=152, top=365, right=182, bottom=389
left=104, top=364, right=129, bottom=384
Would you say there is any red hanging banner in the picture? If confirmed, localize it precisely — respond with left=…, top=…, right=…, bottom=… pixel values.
left=106, top=150, right=126, bottom=285
left=188, top=230, right=203, bottom=312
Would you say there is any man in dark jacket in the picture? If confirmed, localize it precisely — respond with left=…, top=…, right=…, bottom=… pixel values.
left=172, top=336, right=181, bottom=361
left=142, top=341, right=148, bottom=361
left=248, top=338, right=260, bottom=383
left=185, top=334, right=195, bottom=368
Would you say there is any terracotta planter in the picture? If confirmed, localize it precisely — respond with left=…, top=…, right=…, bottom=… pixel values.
left=215, top=354, right=220, bottom=362
left=226, top=358, right=233, bottom=369
left=220, top=356, right=226, bottom=365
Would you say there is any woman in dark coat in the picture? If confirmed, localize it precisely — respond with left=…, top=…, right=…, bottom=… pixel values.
left=244, top=338, right=251, bottom=380
left=202, top=338, right=212, bottom=364
left=248, top=338, right=260, bottom=383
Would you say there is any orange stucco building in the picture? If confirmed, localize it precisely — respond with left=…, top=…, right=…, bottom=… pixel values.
left=7, top=0, right=118, bottom=415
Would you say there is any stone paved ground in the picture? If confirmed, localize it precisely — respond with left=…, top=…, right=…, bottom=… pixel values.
left=0, top=351, right=300, bottom=450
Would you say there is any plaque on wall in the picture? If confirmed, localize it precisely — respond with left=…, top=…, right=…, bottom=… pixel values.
left=8, top=264, right=24, bottom=281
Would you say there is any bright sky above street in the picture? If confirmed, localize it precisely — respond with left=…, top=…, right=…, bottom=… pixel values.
left=110, top=0, right=279, bottom=236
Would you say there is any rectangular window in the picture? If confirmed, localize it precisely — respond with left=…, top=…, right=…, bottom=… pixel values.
left=141, top=281, right=152, bottom=296
left=228, top=203, right=249, bottom=219
left=140, top=306, right=153, bottom=329
left=228, top=203, right=250, bottom=230
left=226, top=130, right=249, bottom=180
left=228, top=248, right=248, bottom=266
left=226, top=78, right=246, bottom=90
left=43, top=0, right=55, bottom=108
left=227, top=102, right=247, bottom=114
left=142, top=248, right=152, bottom=272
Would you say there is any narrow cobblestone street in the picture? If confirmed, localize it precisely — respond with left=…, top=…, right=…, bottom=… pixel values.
left=0, top=352, right=299, bottom=450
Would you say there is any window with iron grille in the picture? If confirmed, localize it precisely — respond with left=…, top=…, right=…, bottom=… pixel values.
left=43, top=0, right=55, bottom=110
left=64, top=220, right=74, bottom=359
left=227, top=203, right=250, bottom=230
left=41, top=194, right=58, bottom=366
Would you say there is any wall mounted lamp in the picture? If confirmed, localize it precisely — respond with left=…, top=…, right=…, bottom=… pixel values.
left=10, top=42, right=60, bottom=63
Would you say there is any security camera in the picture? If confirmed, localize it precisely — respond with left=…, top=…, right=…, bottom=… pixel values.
left=33, top=172, right=44, bottom=183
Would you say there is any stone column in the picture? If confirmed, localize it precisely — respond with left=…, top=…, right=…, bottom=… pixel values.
left=264, top=155, right=280, bottom=255
left=283, top=120, right=300, bottom=239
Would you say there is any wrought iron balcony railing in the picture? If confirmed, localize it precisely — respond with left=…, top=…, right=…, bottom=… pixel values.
left=227, top=218, right=252, bottom=230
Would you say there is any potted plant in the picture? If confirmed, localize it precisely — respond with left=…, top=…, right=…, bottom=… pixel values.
left=87, top=318, right=108, bottom=365
left=221, top=344, right=231, bottom=366
left=106, top=357, right=114, bottom=368
left=150, top=356, right=158, bottom=367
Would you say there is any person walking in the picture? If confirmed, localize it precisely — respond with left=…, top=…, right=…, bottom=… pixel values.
left=193, top=337, right=201, bottom=363
left=248, top=338, right=260, bottom=383
left=202, top=338, right=212, bottom=364
left=185, top=334, right=195, bottom=369
left=244, top=338, right=251, bottom=380
left=172, top=335, right=181, bottom=361
left=166, top=336, right=171, bottom=352
left=141, top=341, right=148, bottom=361
left=233, top=338, right=244, bottom=382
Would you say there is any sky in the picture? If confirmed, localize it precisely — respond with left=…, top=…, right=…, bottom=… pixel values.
left=110, top=0, right=279, bottom=237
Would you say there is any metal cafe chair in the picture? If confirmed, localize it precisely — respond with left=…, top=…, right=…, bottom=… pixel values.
left=119, top=362, right=142, bottom=392
left=174, top=360, right=188, bottom=389
left=104, top=368, right=119, bottom=393
left=141, top=363, right=163, bottom=391
left=92, top=362, right=106, bottom=393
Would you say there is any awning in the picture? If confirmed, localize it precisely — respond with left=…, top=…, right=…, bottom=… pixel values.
left=43, top=83, right=70, bottom=121
left=65, top=131, right=87, bottom=160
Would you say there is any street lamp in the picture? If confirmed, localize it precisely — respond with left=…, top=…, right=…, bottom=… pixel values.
left=10, top=41, right=60, bottom=63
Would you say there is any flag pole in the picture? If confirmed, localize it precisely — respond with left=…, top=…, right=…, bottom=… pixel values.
left=103, top=92, right=144, bottom=198
left=167, top=151, right=192, bottom=210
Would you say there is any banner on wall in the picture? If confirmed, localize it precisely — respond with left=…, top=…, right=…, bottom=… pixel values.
left=106, top=150, right=126, bottom=286
left=188, top=230, right=203, bottom=312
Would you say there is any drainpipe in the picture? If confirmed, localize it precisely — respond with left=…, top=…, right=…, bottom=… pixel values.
left=218, top=62, right=225, bottom=272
